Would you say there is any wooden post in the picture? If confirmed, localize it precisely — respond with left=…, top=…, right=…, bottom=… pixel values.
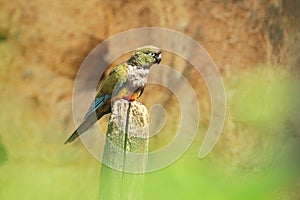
left=99, top=99, right=149, bottom=200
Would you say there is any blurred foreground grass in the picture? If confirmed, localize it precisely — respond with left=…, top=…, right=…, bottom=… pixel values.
left=0, top=66, right=299, bottom=199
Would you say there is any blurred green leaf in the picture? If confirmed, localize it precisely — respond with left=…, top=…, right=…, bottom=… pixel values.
left=0, top=137, right=7, bottom=165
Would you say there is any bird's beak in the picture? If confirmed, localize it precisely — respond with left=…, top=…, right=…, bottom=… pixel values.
left=155, top=53, right=161, bottom=64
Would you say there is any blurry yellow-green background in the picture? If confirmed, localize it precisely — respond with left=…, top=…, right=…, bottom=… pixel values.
left=0, top=0, right=299, bottom=199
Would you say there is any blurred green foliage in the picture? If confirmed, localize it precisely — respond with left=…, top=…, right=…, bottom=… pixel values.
left=143, top=146, right=292, bottom=200
left=231, top=68, right=292, bottom=132
left=0, top=137, right=7, bottom=165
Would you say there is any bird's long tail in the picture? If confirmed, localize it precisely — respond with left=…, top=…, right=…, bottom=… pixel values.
left=64, top=114, right=99, bottom=144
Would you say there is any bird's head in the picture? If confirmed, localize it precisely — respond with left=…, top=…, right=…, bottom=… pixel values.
left=128, top=45, right=161, bottom=67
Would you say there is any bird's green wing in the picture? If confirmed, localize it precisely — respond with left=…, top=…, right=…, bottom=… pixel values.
left=96, top=63, right=128, bottom=97
left=83, top=63, right=128, bottom=120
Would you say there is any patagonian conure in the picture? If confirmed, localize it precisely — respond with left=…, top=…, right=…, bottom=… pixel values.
left=64, top=46, right=161, bottom=144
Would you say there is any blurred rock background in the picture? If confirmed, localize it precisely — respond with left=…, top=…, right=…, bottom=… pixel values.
left=0, top=0, right=299, bottom=199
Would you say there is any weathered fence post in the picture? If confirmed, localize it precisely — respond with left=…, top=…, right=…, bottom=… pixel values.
left=99, top=99, right=149, bottom=200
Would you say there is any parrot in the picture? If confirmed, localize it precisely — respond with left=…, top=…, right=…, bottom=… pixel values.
left=64, top=46, right=161, bottom=144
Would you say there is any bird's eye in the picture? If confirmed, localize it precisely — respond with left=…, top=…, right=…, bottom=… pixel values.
left=148, top=52, right=155, bottom=57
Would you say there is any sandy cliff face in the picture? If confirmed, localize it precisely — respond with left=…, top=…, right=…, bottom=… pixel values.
left=2, top=0, right=298, bottom=119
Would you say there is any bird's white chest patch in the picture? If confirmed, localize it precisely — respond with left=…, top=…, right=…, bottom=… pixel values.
left=126, top=65, right=150, bottom=90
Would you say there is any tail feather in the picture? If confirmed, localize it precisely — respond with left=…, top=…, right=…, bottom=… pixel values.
left=64, top=114, right=99, bottom=144
left=64, top=130, right=79, bottom=144
left=64, top=102, right=111, bottom=144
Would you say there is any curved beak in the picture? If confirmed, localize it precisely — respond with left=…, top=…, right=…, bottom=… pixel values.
left=155, top=53, right=161, bottom=64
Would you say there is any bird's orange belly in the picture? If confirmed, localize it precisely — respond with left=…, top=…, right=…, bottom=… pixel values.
left=123, top=92, right=139, bottom=101
left=122, top=89, right=142, bottom=101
